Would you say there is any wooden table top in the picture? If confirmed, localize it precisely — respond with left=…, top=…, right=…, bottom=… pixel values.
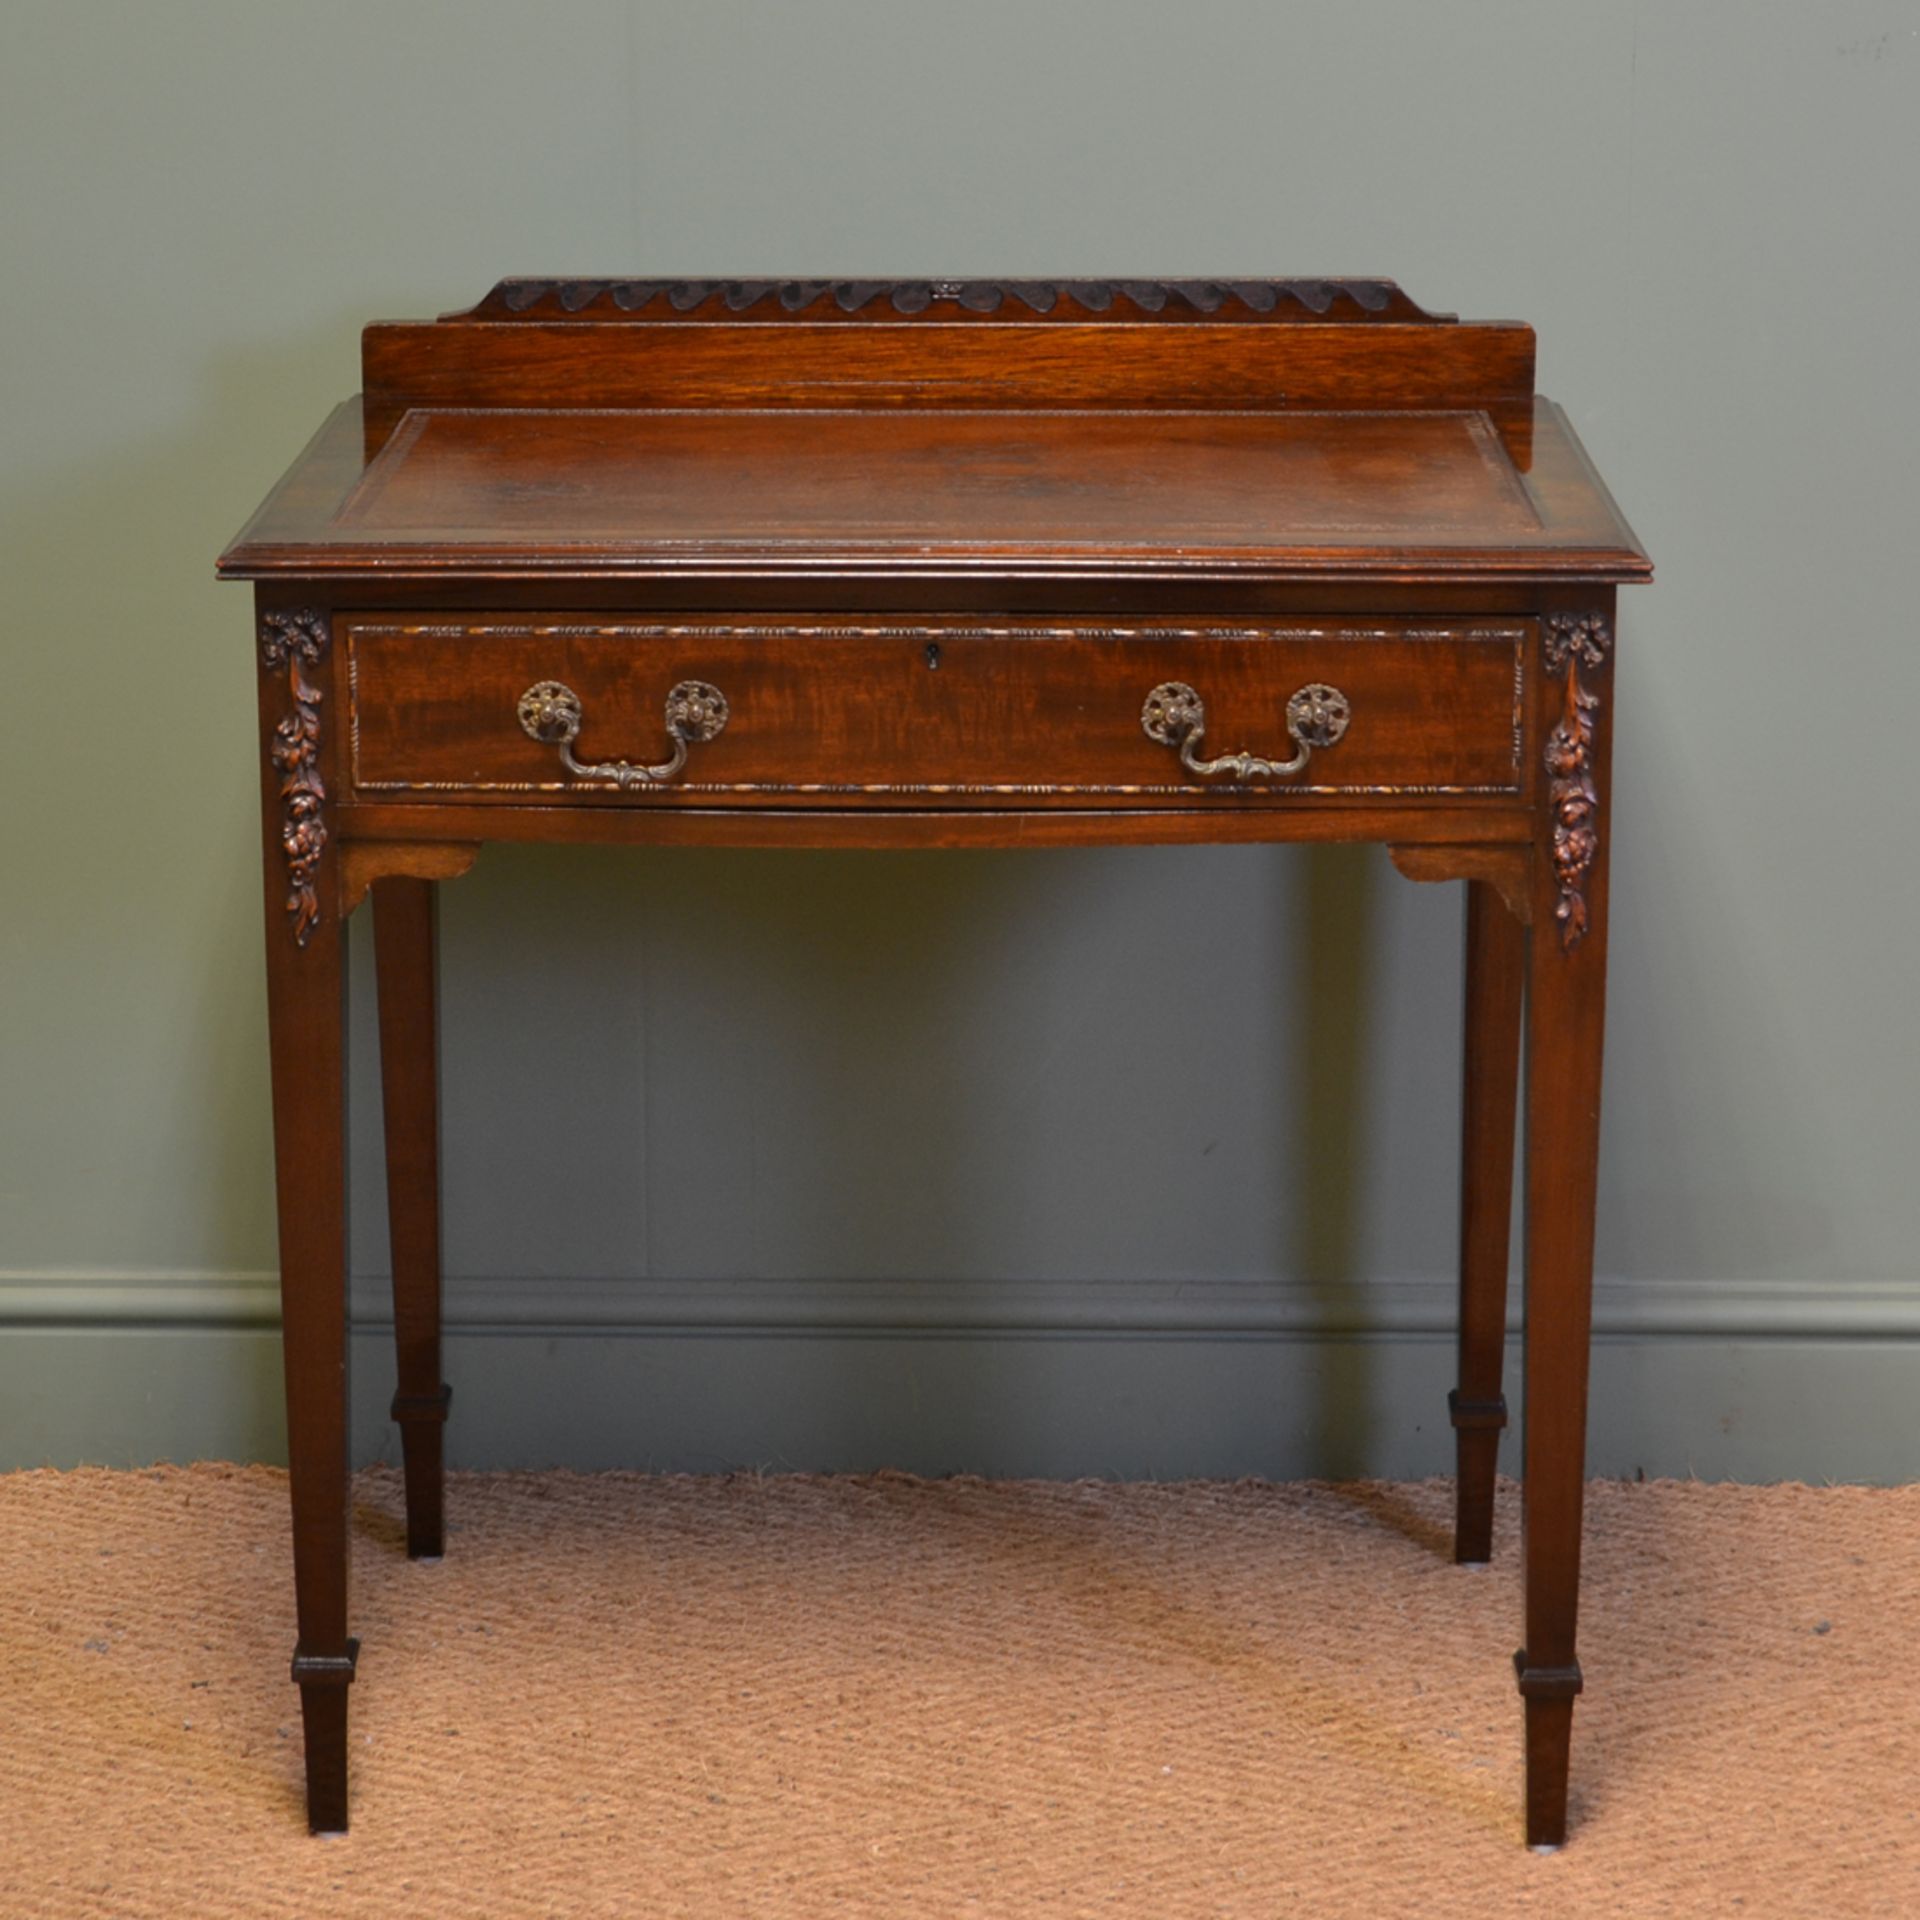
left=219, top=397, right=1647, bottom=584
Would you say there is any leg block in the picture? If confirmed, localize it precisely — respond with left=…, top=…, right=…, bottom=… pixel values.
left=1515, top=1651, right=1584, bottom=1848
left=391, top=1383, right=453, bottom=1560
left=291, top=1640, right=359, bottom=1834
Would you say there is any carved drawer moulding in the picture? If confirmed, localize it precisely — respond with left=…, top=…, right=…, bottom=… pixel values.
left=340, top=618, right=1530, bottom=803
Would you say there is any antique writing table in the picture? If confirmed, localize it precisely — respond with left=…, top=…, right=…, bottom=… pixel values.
left=218, top=278, right=1650, bottom=1846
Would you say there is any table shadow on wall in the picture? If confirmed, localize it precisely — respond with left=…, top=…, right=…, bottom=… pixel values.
left=347, top=835, right=1398, bottom=1479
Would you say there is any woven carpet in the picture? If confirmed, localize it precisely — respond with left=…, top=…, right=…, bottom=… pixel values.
left=1, top=1467, right=1915, bottom=1918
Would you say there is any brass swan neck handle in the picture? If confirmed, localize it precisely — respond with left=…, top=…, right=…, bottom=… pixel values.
left=1141, top=680, right=1350, bottom=780
left=517, top=679, right=729, bottom=787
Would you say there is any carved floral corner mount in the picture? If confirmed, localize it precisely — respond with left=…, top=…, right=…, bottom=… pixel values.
left=1542, top=614, right=1613, bottom=952
left=1544, top=613, right=1610, bottom=678
left=259, top=609, right=330, bottom=947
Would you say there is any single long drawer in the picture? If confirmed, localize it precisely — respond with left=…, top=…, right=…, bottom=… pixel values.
left=344, top=616, right=1527, bottom=805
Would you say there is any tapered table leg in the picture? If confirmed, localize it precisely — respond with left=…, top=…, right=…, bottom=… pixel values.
left=259, top=619, right=354, bottom=1832
left=261, top=721, right=355, bottom=1827
left=373, top=877, right=450, bottom=1560
left=1516, top=613, right=1614, bottom=1848
left=1452, top=879, right=1524, bottom=1563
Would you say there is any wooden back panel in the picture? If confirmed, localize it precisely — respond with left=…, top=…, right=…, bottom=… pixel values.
left=362, top=279, right=1535, bottom=452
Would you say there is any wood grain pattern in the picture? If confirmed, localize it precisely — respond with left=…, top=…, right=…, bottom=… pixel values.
left=361, top=325, right=1539, bottom=451
left=343, top=617, right=1527, bottom=807
left=1387, top=843, right=1531, bottom=924
left=372, top=878, right=450, bottom=1563
left=335, top=407, right=1541, bottom=546
left=1452, top=879, right=1527, bottom=1565
left=1517, top=591, right=1616, bottom=1847
left=338, top=840, right=479, bottom=916
left=360, top=276, right=1529, bottom=454
left=220, top=399, right=1646, bottom=583
left=257, top=640, right=353, bottom=1830
left=335, top=799, right=1535, bottom=850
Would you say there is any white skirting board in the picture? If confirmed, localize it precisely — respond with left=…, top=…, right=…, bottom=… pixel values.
left=1, top=1269, right=1915, bottom=1481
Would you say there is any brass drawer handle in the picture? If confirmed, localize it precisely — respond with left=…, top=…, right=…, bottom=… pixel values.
left=516, top=679, right=729, bottom=786
left=1141, top=680, right=1350, bottom=780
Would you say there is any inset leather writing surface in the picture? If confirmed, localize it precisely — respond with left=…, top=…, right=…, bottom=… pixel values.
left=335, top=407, right=1537, bottom=556
left=218, top=399, right=1648, bottom=582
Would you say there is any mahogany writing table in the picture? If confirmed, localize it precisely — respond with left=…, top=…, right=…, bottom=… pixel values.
left=218, top=278, right=1650, bottom=1846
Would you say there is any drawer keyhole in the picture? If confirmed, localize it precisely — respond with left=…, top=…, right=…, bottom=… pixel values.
left=924, top=642, right=941, bottom=670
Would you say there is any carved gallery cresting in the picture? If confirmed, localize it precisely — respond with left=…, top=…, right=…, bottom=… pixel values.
left=475, top=277, right=1434, bottom=320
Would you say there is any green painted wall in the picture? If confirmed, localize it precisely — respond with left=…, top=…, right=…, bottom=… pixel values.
left=4, top=2, right=1918, bottom=1478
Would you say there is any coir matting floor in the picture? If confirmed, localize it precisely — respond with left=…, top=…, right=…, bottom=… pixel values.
left=2, top=1466, right=1915, bottom=1917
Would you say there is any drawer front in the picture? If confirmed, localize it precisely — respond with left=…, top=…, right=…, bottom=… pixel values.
left=345, top=617, right=1527, bottom=805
